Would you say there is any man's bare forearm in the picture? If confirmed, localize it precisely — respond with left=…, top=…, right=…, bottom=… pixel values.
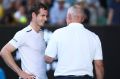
left=0, top=44, right=22, bottom=76
left=95, top=60, right=104, bottom=79
left=96, top=67, right=104, bottom=79
left=1, top=52, right=22, bottom=75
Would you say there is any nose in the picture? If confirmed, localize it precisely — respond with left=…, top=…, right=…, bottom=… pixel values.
left=44, top=16, right=47, bottom=21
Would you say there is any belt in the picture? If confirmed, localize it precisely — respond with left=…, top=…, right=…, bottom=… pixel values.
left=68, top=75, right=92, bottom=77
left=56, top=75, right=93, bottom=78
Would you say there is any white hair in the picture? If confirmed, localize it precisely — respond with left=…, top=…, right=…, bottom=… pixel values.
left=66, top=5, right=85, bottom=23
left=67, top=5, right=83, bottom=17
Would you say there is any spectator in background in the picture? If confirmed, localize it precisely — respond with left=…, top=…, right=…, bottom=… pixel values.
left=97, top=6, right=106, bottom=26
left=0, top=0, right=16, bottom=25
left=75, top=0, right=90, bottom=24
left=6, top=0, right=16, bottom=14
left=0, top=2, right=48, bottom=79
left=27, top=0, right=36, bottom=11
left=39, top=0, right=54, bottom=9
left=14, top=1, right=27, bottom=24
left=0, top=0, right=4, bottom=21
left=107, top=0, right=120, bottom=25
left=65, top=0, right=75, bottom=6
left=3, top=0, right=11, bottom=9
left=87, top=0, right=100, bottom=25
left=45, top=5, right=104, bottom=79
left=49, top=0, right=68, bottom=25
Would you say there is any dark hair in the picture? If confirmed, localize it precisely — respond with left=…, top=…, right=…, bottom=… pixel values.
left=28, top=2, right=47, bottom=21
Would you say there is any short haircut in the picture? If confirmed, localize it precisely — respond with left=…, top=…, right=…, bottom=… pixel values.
left=67, top=5, right=84, bottom=17
left=28, top=2, right=47, bottom=21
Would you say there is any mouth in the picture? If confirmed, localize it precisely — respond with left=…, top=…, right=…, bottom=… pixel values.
left=41, top=22, right=45, bottom=26
left=42, top=21, right=46, bottom=24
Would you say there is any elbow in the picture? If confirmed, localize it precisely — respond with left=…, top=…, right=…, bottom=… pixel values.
left=0, top=43, right=15, bottom=58
left=0, top=48, right=4, bottom=56
left=0, top=49, right=6, bottom=58
left=0, top=46, right=10, bottom=58
left=44, top=55, right=54, bottom=64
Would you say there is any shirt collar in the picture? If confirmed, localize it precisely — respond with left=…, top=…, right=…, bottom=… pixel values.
left=28, top=25, right=42, bottom=33
left=68, top=23, right=84, bottom=29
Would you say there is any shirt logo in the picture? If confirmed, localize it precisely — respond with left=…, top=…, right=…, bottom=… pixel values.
left=26, top=29, right=32, bottom=32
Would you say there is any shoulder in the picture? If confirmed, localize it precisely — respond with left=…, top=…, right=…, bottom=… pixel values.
left=22, top=26, right=32, bottom=33
left=53, top=27, right=66, bottom=34
left=15, top=26, right=32, bottom=37
left=85, top=28, right=100, bottom=40
left=85, top=29, right=101, bottom=46
left=50, top=27, right=66, bottom=39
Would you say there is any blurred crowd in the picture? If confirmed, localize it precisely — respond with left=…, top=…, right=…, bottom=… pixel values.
left=0, top=0, right=120, bottom=26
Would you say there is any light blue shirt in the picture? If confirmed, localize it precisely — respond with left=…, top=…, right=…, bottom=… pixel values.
left=49, top=3, right=68, bottom=24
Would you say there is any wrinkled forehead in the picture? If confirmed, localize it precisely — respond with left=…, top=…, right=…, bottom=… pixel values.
left=39, top=8, right=48, bottom=15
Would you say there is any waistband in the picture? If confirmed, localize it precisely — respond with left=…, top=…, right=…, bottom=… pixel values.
left=55, top=75, right=93, bottom=78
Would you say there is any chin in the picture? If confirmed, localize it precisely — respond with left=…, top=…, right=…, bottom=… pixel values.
left=39, top=24, right=44, bottom=27
left=41, top=24, right=44, bottom=26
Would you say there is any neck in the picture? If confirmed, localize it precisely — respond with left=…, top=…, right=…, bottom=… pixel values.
left=30, top=22, right=41, bottom=33
left=67, top=20, right=81, bottom=25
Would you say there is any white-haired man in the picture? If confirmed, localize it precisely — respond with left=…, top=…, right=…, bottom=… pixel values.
left=45, top=5, right=104, bottom=79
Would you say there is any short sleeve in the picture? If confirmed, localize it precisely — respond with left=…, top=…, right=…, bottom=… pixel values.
left=45, top=30, right=58, bottom=58
left=94, top=35, right=103, bottom=60
left=9, top=31, right=25, bottom=48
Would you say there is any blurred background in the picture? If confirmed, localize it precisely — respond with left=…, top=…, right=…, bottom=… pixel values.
left=0, top=0, right=120, bottom=79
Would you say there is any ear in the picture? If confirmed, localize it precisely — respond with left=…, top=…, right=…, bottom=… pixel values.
left=67, top=13, right=72, bottom=21
left=80, top=14, right=86, bottom=23
left=66, top=13, right=72, bottom=24
left=32, top=12, right=36, bottom=18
